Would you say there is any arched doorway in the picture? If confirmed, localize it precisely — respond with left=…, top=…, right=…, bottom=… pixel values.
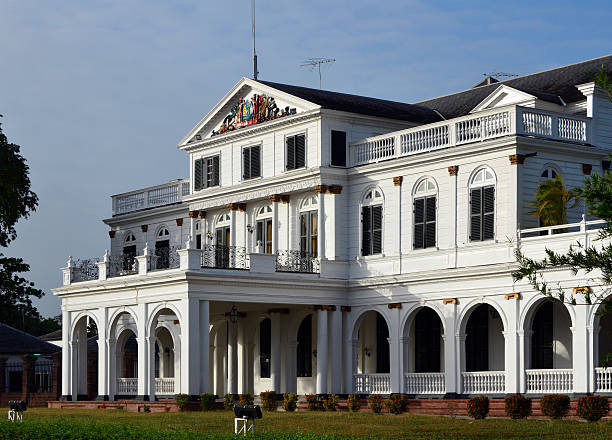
left=109, top=311, right=138, bottom=399
left=352, top=310, right=390, bottom=394
left=461, top=304, right=505, bottom=394
left=404, top=307, right=445, bottom=395
left=593, top=300, right=612, bottom=392
left=70, top=315, right=98, bottom=400
left=148, top=307, right=181, bottom=397
left=296, top=314, right=314, bottom=395
left=525, top=299, right=573, bottom=393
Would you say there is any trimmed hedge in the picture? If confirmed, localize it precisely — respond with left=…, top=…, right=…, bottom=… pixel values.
left=540, top=394, right=570, bottom=419
left=0, top=419, right=356, bottom=440
left=504, top=394, right=532, bottom=419
left=467, top=396, right=489, bottom=420
left=577, top=395, right=609, bottom=422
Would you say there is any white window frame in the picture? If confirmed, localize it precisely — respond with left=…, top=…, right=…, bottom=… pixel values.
left=468, top=166, right=497, bottom=243
left=412, top=177, right=438, bottom=250
left=360, top=188, right=384, bottom=257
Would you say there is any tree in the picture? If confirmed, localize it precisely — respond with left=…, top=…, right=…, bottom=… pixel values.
left=513, top=65, right=612, bottom=363
left=0, top=118, right=58, bottom=336
left=530, top=174, right=577, bottom=228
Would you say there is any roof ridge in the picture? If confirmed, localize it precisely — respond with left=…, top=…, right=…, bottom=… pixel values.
left=415, top=54, right=612, bottom=104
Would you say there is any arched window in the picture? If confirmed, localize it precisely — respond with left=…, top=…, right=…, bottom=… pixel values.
left=413, top=178, right=437, bottom=249
left=124, top=232, right=136, bottom=243
left=296, top=315, right=312, bottom=377
left=256, top=206, right=273, bottom=254
left=259, top=318, right=271, bottom=378
left=155, top=227, right=170, bottom=270
left=195, top=221, right=201, bottom=250
left=540, top=166, right=559, bottom=181
left=361, top=189, right=383, bottom=256
left=216, top=213, right=231, bottom=247
left=469, top=168, right=495, bottom=242
left=300, top=197, right=318, bottom=257
left=122, top=232, right=137, bottom=270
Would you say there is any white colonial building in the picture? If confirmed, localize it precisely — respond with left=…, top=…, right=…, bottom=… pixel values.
left=54, top=55, right=612, bottom=401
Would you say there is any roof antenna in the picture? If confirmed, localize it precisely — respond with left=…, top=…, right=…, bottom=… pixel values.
left=301, top=58, right=336, bottom=89
left=483, top=72, right=519, bottom=80
left=252, top=0, right=258, bottom=80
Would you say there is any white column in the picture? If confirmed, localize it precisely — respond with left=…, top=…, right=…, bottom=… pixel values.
left=189, top=212, right=197, bottom=245
left=180, top=298, right=200, bottom=395
left=213, top=329, right=222, bottom=396
left=518, top=330, right=531, bottom=393
left=286, top=340, right=297, bottom=394
left=108, top=338, right=116, bottom=400
left=504, top=298, right=520, bottom=394
left=96, top=308, right=109, bottom=400
left=342, top=309, right=352, bottom=393
left=227, top=320, right=238, bottom=394
left=237, top=320, right=248, bottom=394
left=316, top=187, right=326, bottom=259
left=271, top=196, right=279, bottom=254
left=136, top=303, right=149, bottom=399
left=443, top=305, right=458, bottom=396
left=77, top=322, right=87, bottom=397
left=229, top=209, right=237, bottom=247
left=70, top=340, right=78, bottom=400
left=572, top=305, right=589, bottom=393
left=270, top=313, right=281, bottom=392
left=61, top=309, right=72, bottom=399
left=330, top=308, right=342, bottom=393
left=455, top=334, right=466, bottom=395
left=389, top=307, right=402, bottom=394
left=147, top=336, right=155, bottom=401
left=316, top=309, right=328, bottom=394
left=199, top=300, right=210, bottom=393
left=400, top=337, right=409, bottom=393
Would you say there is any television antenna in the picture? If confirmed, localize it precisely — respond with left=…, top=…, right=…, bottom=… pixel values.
left=301, top=58, right=336, bottom=89
left=251, top=0, right=258, bottom=80
left=483, top=72, right=519, bottom=80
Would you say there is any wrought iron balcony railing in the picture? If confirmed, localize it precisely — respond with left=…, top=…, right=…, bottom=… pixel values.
left=108, top=254, right=138, bottom=278
left=275, top=250, right=320, bottom=274
left=201, top=245, right=250, bottom=270
left=72, top=258, right=100, bottom=282
left=151, top=245, right=181, bottom=271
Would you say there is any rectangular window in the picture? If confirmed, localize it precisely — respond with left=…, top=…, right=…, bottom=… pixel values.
left=256, top=218, right=273, bottom=254
left=361, top=205, right=382, bottom=256
left=414, top=196, right=436, bottom=249
left=242, top=145, right=261, bottom=180
left=330, top=130, right=347, bottom=167
left=286, top=133, right=306, bottom=171
left=122, top=245, right=136, bottom=272
left=194, top=155, right=220, bottom=190
left=300, top=211, right=317, bottom=256
left=470, top=186, right=495, bottom=241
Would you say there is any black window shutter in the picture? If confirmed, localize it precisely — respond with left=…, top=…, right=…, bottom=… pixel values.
left=296, top=134, right=306, bottom=168
left=194, top=158, right=203, bottom=190
left=331, top=130, right=347, bottom=167
left=483, top=186, right=495, bottom=240
left=251, top=145, right=261, bottom=177
left=212, top=155, right=220, bottom=186
left=243, top=148, right=251, bottom=180
left=470, top=188, right=482, bottom=241
left=286, top=136, right=296, bottom=170
left=414, top=198, right=425, bottom=249
left=372, top=205, right=382, bottom=254
left=425, top=196, right=436, bottom=248
left=361, top=206, right=371, bottom=256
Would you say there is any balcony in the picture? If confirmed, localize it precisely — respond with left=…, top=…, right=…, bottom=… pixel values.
left=350, top=105, right=591, bottom=167
left=112, top=179, right=189, bottom=216
left=275, top=250, right=320, bottom=274
left=200, top=245, right=250, bottom=270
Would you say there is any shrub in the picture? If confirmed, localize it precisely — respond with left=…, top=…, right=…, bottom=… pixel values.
left=305, top=394, right=320, bottom=411
left=143, top=404, right=151, bottom=413
left=175, top=393, right=189, bottom=411
left=97, top=404, right=106, bottom=409
left=260, top=391, right=277, bottom=411
left=199, top=392, right=216, bottom=411
left=239, top=393, right=254, bottom=406
left=385, top=394, right=408, bottom=415
left=367, top=394, right=384, bottom=414
left=577, top=395, right=610, bottom=422
left=540, top=394, right=570, bottom=419
left=323, top=394, right=339, bottom=411
left=504, top=394, right=532, bottom=419
left=115, top=405, right=123, bottom=410
left=164, top=406, right=170, bottom=412
left=347, top=394, right=362, bottom=412
left=223, top=393, right=235, bottom=410
left=283, top=393, right=298, bottom=411
left=467, top=396, right=489, bottom=420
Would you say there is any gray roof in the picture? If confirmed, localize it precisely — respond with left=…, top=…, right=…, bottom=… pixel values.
left=0, top=323, right=61, bottom=355
left=258, top=80, right=443, bottom=124
left=416, top=54, right=612, bottom=119
left=39, top=329, right=62, bottom=341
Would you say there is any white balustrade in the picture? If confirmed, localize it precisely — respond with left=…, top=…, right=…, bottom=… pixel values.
left=353, top=373, right=391, bottom=394
left=595, top=367, right=612, bottom=393
left=116, top=377, right=138, bottom=394
left=349, top=105, right=590, bottom=167
left=404, top=372, right=445, bottom=394
left=462, top=371, right=505, bottom=394
left=525, top=369, right=573, bottom=393
left=155, top=377, right=175, bottom=394
left=113, top=179, right=190, bottom=215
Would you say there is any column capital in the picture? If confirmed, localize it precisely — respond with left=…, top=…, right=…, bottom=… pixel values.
left=269, top=194, right=282, bottom=203
left=314, top=305, right=336, bottom=311
left=141, top=224, right=148, bottom=233
left=504, top=292, right=521, bottom=300
left=199, top=210, right=207, bottom=219
left=188, top=210, right=199, bottom=219
left=509, top=154, right=525, bottom=165
left=392, top=176, right=403, bottom=186
left=280, top=195, right=290, bottom=204
left=227, top=203, right=246, bottom=212
left=108, top=230, right=116, bottom=238
left=175, top=218, right=183, bottom=227
left=340, top=306, right=352, bottom=312
left=448, top=165, right=459, bottom=176
left=328, top=185, right=342, bottom=194
left=443, top=298, right=458, bottom=305
left=387, top=303, right=402, bottom=309
left=314, top=185, right=329, bottom=194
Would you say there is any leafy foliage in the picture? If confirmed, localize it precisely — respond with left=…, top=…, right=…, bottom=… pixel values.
left=367, top=394, right=384, bottom=414
left=530, top=175, right=576, bottom=227
left=282, top=393, right=298, bottom=411
left=504, top=394, right=532, bottom=419
left=199, top=393, right=215, bottom=411
left=467, top=396, right=489, bottom=420
left=539, top=394, right=570, bottom=419
left=384, top=394, right=408, bottom=415
left=346, top=394, right=361, bottom=412
left=304, top=394, right=321, bottom=411
left=223, top=394, right=234, bottom=410
left=239, top=392, right=254, bottom=406
left=175, top=394, right=189, bottom=411
left=322, top=394, right=339, bottom=411
left=577, top=395, right=609, bottom=422
left=260, top=391, right=277, bottom=411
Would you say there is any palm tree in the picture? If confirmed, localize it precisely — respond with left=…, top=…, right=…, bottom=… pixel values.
left=530, top=175, right=577, bottom=227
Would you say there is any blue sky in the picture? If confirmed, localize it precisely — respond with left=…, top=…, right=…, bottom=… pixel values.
left=1, top=0, right=612, bottom=317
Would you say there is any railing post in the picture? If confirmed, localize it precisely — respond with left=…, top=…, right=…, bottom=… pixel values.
left=97, top=250, right=109, bottom=281
left=178, top=244, right=201, bottom=270
left=552, top=114, right=559, bottom=139
left=61, top=256, right=74, bottom=286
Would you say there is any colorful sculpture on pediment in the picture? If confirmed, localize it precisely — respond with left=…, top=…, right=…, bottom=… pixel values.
left=211, top=94, right=297, bottom=136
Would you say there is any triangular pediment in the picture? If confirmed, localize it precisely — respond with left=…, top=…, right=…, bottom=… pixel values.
left=470, top=85, right=537, bottom=113
left=179, top=78, right=320, bottom=147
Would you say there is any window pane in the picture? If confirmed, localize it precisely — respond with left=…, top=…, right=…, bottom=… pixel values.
left=331, top=130, right=347, bottom=166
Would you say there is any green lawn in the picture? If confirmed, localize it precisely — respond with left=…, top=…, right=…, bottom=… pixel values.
left=2, top=408, right=611, bottom=439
